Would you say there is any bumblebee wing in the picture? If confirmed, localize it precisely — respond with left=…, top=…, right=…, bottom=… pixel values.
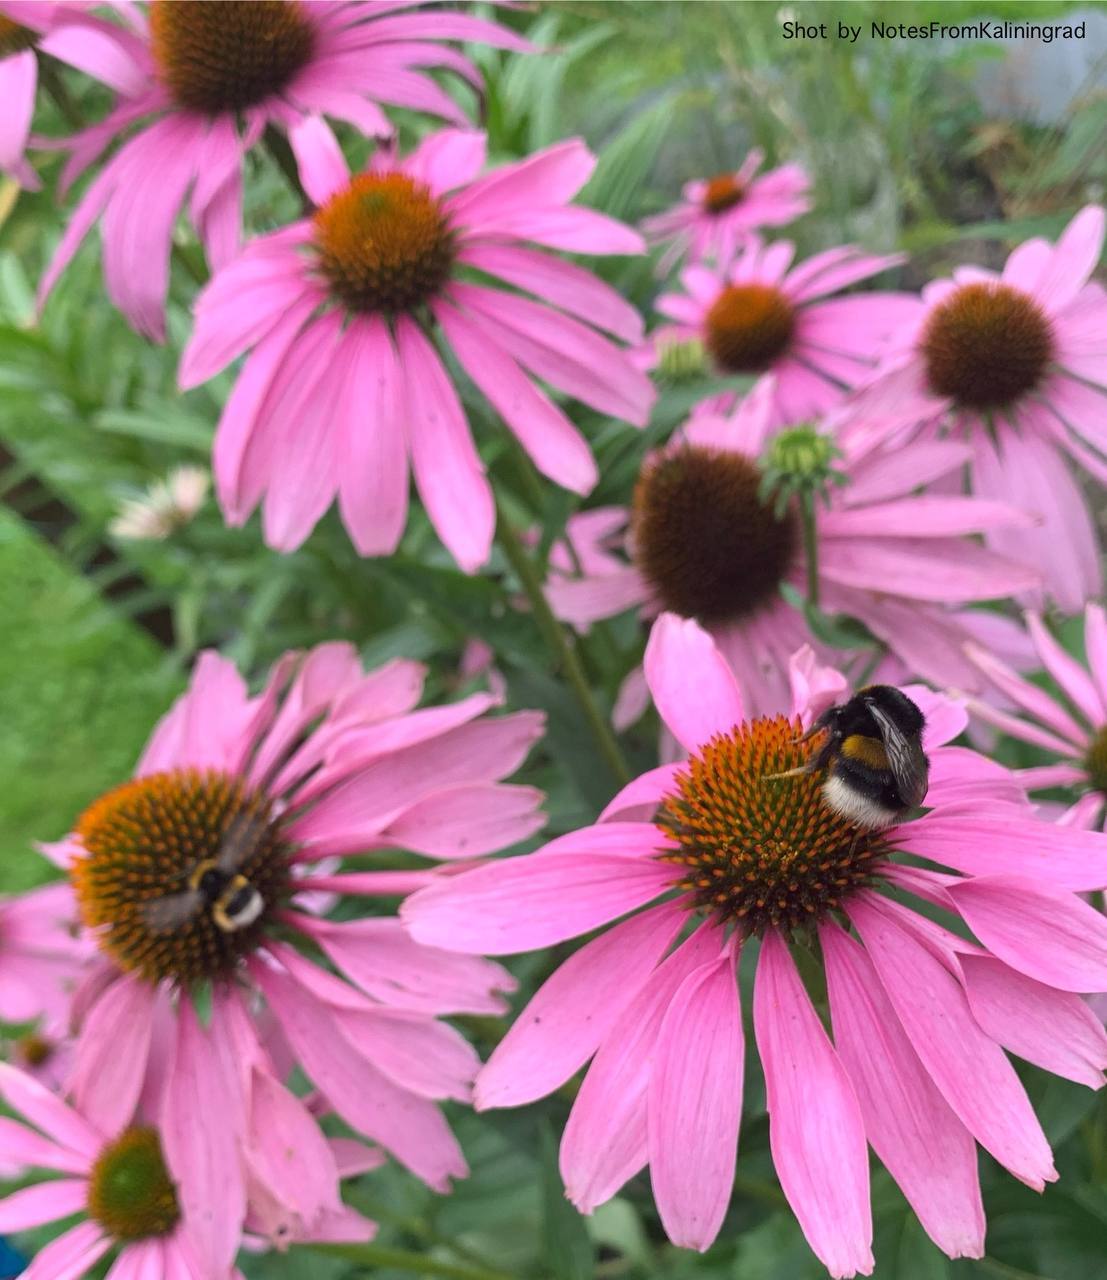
left=215, top=810, right=266, bottom=875
left=141, top=889, right=202, bottom=934
left=865, top=700, right=929, bottom=807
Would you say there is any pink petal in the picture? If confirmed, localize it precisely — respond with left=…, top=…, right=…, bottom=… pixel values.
left=599, top=763, right=683, bottom=821
left=947, top=874, right=1107, bottom=992
left=396, top=316, right=493, bottom=572
left=848, top=893, right=1057, bottom=1191
left=448, top=138, right=596, bottom=226
left=0, top=1117, right=87, bottom=1175
left=69, top=973, right=155, bottom=1137
left=819, top=495, right=1034, bottom=539
left=401, top=850, right=673, bottom=955
left=961, top=953, right=1107, bottom=1089
left=1031, top=205, right=1105, bottom=313
left=334, top=1005, right=479, bottom=1102
left=23, top=1221, right=110, bottom=1280
left=0, top=1063, right=101, bottom=1161
left=402, top=128, right=486, bottom=194
left=477, top=902, right=685, bottom=1109
left=644, top=613, right=744, bottom=753
left=381, top=782, right=545, bottom=858
left=753, top=930, right=873, bottom=1279
left=818, top=537, right=1039, bottom=603
left=648, top=945, right=743, bottom=1252
left=843, top=442, right=973, bottom=507
left=0, top=1178, right=88, bottom=1232
left=1024, top=610, right=1105, bottom=726
left=559, top=923, right=724, bottom=1214
left=287, top=115, right=349, bottom=204
left=0, top=50, right=34, bottom=174
left=820, top=922, right=984, bottom=1260
left=964, top=640, right=1088, bottom=748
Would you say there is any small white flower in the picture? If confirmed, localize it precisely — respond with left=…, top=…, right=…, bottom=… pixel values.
left=110, top=465, right=209, bottom=540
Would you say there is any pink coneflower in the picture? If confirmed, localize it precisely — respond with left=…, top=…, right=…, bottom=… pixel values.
left=37, top=0, right=532, bottom=339
left=642, top=148, right=812, bottom=271
left=545, top=380, right=1039, bottom=717
left=179, top=123, right=650, bottom=570
left=46, top=642, right=543, bottom=1274
left=841, top=205, right=1107, bottom=611
left=646, top=234, right=917, bottom=427
left=0, top=881, right=88, bottom=1028
left=405, top=616, right=1107, bottom=1275
left=963, top=604, right=1107, bottom=829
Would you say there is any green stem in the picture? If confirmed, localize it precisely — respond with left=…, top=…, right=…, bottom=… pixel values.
left=496, top=500, right=631, bottom=787
left=263, top=124, right=309, bottom=208
left=38, top=59, right=81, bottom=128
left=308, top=1243, right=515, bottom=1280
left=801, top=493, right=820, bottom=610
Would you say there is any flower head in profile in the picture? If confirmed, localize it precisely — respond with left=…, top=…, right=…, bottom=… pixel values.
left=642, top=148, right=812, bottom=271
left=37, top=0, right=532, bottom=338
left=179, top=124, right=651, bottom=570
left=842, top=205, right=1107, bottom=610
left=109, top=465, right=208, bottom=540
left=47, top=642, right=544, bottom=1274
left=963, top=604, right=1107, bottom=830
left=646, top=235, right=916, bottom=427
left=405, top=617, right=1107, bottom=1276
left=546, top=381, right=1039, bottom=718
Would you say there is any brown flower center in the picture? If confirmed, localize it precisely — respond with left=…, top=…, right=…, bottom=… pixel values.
left=658, top=715, right=893, bottom=935
left=1086, top=726, right=1107, bottom=797
left=920, top=281, right=1054, bottom=410
left=701, top=173, right=746, bottom=215
left=71, top=769, right=291, bottom=987
left=17, top=1034, right=54, bottom=1068
left=314, top=172, right=456, bottom=314
left=632, top=445, right=798, bottom=625
left=0, top=16, right=37, bottom=57
left=703, top=283, right=796, bottom=374
left=148, top=0, right=314, bottom=115
left=87, top=1127, right=180, bottom=1242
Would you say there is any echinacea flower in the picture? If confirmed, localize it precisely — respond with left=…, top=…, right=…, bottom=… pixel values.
left=109, top=465, right=209, bottom=540
left=179, top=123, right=651, bottom=570
left=405, top=616, right=1107, bottom=1276
left=646, top=234, right=917, bottom=427
left=641, top=148, right=812, bottom=271
left=37, top=0, right=531, bottom=339
left=841, top=205, right=1107, bottom=611
left=46, top=642, right=544, bottom=1274
left=546, top=380, right=1039, bottom=718
left=963, top=604, right=1107, bottom=829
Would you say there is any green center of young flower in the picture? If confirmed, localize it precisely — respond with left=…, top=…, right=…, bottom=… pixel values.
left=148, top=0, right=315, bottom=115
left=701, top=173, right=746, bottom=215
left=632, top=445, right=798, bottom=625
left=314, top=172, right=456, bottom=314
left=657, top=715, right=893, bottom=935
left=920, top=281, right=1055, bottom=410
left=758, top=423, right=848, bottom=515
left=0, top=16, right=38, bottom=57
left=87, top=1127, right=180, bottom=1242
left=70, top=769, right=291, bottom=987
left=656, top=335, right=709, bottom=382
left=703, top=283, right=796, bottom=374
left=1086, top=726, right=1107, bottom=797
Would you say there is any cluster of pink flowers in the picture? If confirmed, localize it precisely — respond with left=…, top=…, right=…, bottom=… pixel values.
left=4, top=4, right=1107, bottom=1280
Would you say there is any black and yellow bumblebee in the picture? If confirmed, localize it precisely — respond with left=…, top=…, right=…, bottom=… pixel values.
left=771, top=685, right=929, bottom=828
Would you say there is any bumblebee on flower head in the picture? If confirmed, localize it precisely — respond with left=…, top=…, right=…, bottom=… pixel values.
left=769, top=685, right=929, bottom=828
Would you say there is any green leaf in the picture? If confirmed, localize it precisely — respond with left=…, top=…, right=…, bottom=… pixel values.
left=93, top=406, right=213, bottom=452
left=540, top=1124, right=595, bottom=1280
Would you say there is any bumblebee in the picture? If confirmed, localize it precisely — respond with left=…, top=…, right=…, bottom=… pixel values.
left=769, top=685, right=929, bottom=828
left=142, top=809, right=266, bottom=935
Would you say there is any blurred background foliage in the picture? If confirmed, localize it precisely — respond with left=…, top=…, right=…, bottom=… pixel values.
left=3, top=2, right=1107, bottom=1277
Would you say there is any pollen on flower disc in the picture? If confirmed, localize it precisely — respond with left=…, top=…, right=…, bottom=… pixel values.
left=314, top=173, right=456, bottom=314
left=702, top=174, right=746, bottom=215
left=87, top=1127, right=180, bottom=1242
left=1086, top=726, right=1107, bottom=797
left=921, top=281, right=1054, bottom=409
left=704, top=283, right=796, bottom=373
left=71, top=768, right=291, bottom=986
left=0, top=16, right=37, bottom=56
left=149, top=0, right=315, bottom=115
left=633, top=445, right=798, bottom=625
left=658, top=715, right=894, bottom=935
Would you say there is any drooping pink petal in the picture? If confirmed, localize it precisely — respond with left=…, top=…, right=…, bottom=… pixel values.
left=0, top=1117, right=87, bottom=1175
left=448, top=138, right=596, bottom=227
left=69, top=973, right=156, bottom=1137
left=477, top=902, right=685, bottom=1109
left=22, top=1221, right=110, bottom=1280
left=1024, top=610, right=1105, bottom=727
left=820, top=922, right=984, bottom=1260
left=287, top=114, right=349, bottom=204
left=0, top=1178, right=88, bottom=1232
left=848, top=893, right=1057, bottom=1191
left=964, top=641, right=1089, bottom=748
left=1030, top=205, right=1105, bottom=313
left=644, top=613, right=744, bottom=753
left=0, top=1063, right=102, bottom=1161
left=379, top=782, right=545, bottom=858
left=599, top=763, right=684, bottom=821
left=753, top=930, right=873, bottom=1279
left=648, top=943, right=743, bottom=1252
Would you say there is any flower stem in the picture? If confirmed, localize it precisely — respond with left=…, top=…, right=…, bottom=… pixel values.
left=800, top=492, right=820, bottom=610
left=309, top=1243, right=515, bottom=1280
left=262, top=124, right=309, bottom=209
left=496, top=500, right=631, bottom=787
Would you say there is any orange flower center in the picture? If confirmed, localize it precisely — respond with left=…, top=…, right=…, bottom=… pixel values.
left=701, top=173, right=746, bottom=215
left=920, top=281, right=1054, bottom=410
left=703, top=283, right=796, bottom=374
left=87, top=1127, right=180, bottom=1242
left=658, top=716, right=892, bottom=935
left=314, top=172, right=456, bottom=314
left=17, top=1034, right=54, bottom=1068
left=632, top=445, right=798, bottom=625
left=148, top=0, right=314, bottom=115
left=71, top=768, right=290, bottom=986
left=0, top=16, right=37, bottom=57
